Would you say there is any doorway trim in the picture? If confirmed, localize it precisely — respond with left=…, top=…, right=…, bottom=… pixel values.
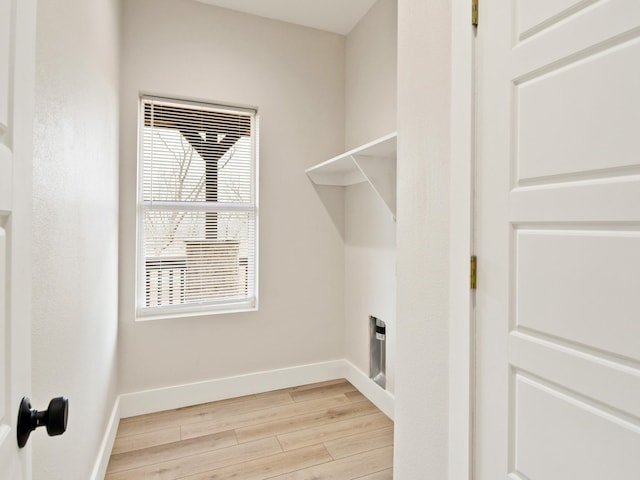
left=448, top=0, right=476, bottom=479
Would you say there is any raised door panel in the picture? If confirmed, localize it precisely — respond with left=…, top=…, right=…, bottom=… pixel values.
left=514, top=374, right=640, bottom=479
left=516, top=38, right=640, bottom=183
left=516, top=0, right=599, bottom=40
left=0, top=0, right=10, bottom=132
left=0, top=0, right=12, bottom=462
left=515, top=229, right=640, bottom=361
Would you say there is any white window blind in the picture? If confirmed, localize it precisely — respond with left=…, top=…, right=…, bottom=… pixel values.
left=137, top=96, right=258, bottom=317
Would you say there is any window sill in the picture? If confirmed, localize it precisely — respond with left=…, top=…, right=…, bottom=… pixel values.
left=136, top=300, right=258, bottom=322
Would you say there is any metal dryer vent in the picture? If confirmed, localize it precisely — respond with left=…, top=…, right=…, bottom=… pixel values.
left=369, top=315, right=386, bottom=389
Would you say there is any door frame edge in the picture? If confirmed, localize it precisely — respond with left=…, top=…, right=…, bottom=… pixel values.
left=448, top=0, right=476, bottom=479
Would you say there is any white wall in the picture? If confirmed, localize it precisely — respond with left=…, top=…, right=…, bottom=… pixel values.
left=343, top=0, right=398, bottom=394
left=344, top=183, right=396, bottom=391
left=394, top=0, right=451, bottom=477
left=31, top=0, right=120, bottom=478
left=119, top=0, right=346, bottom=394
left=346, top=0, right=398, bottom=150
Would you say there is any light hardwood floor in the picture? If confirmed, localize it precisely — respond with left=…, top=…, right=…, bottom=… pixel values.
left=106, top=379, right=394, bottom=479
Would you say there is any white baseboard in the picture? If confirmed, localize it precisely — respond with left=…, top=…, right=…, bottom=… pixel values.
left=343, top=360, right=395, bottom=420
left=119, top=360, right=347, bottom=418
left=89, top=396, right=120, bottom=480
left=94, top=359, right=394, bottom=478
left=119, top=359, right=394, bottom=420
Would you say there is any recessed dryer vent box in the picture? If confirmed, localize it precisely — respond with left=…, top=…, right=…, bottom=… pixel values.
left=369, top=315, right=386, bottom=389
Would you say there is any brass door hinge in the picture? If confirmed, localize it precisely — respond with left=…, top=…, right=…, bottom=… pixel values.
left=470, top=255, right=477, bottom=290
left=472, top=0, right=479, bottom=26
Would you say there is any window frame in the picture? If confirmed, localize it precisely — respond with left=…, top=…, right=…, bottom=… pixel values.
left=135, top=95, right=259, bottom=320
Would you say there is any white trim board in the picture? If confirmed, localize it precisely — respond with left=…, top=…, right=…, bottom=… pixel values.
left=448, top=0, right=475, bottom=479
left=119, top=359, right=394, bottom=420
left=343, top=360, right=395, bottom=419
left=89, top=396, right=120, bottom=480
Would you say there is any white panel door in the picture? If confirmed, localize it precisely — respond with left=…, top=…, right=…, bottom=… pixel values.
left=0, top=0, right=36, bottom=477
left=475, top=1, right=640, bottom=478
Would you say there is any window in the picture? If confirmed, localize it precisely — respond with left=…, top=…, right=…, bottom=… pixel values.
left=137, top=96, right=258, bottom=318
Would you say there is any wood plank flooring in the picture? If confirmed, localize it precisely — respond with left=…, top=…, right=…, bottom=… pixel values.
left=106, top=379, right=394, bottom=479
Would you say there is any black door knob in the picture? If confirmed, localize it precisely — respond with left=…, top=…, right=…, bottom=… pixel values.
left=17, top=396, right=69, bottom=448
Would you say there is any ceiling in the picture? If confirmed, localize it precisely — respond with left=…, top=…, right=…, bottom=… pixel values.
left=194, top=0, right=377, bottom=35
